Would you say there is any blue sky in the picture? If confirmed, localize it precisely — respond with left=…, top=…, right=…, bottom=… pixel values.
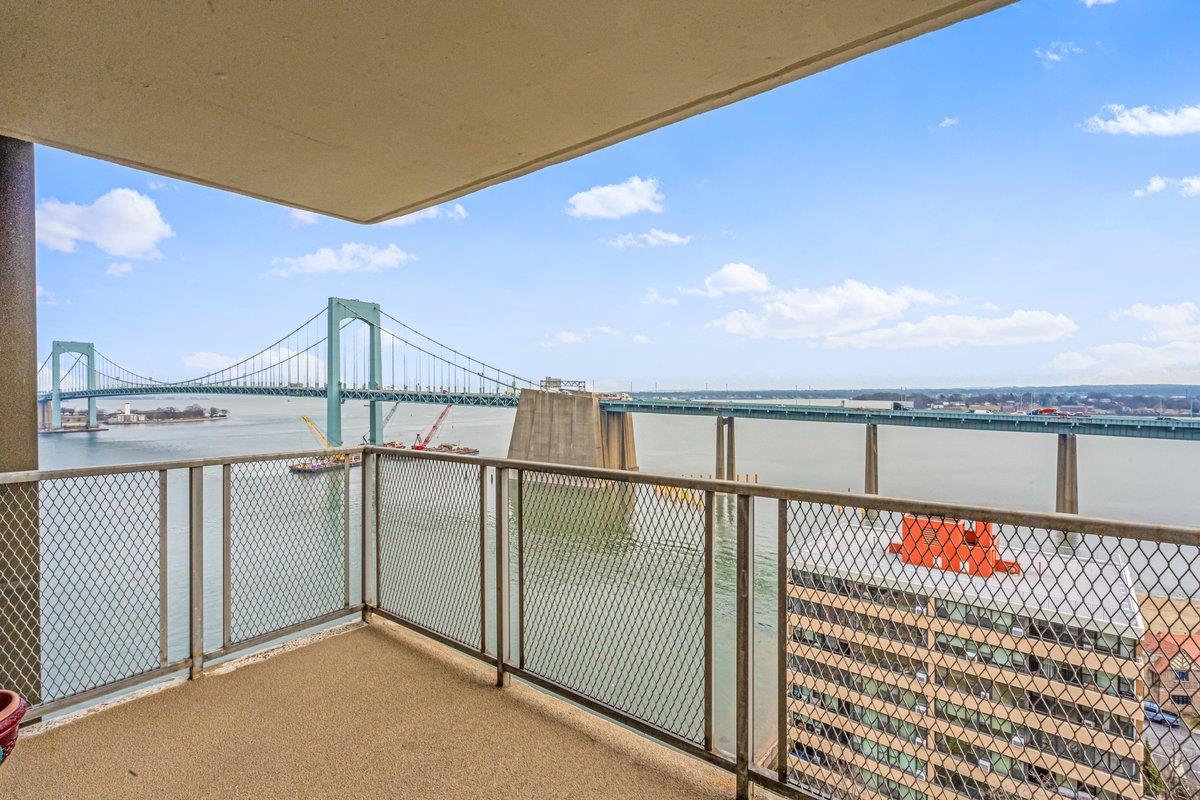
left=32, top=0, right=1200, bottom=390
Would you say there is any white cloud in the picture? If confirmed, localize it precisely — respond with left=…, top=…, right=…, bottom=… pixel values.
left=36, top=284, right=65, bottom=306
left=604, top=229, right=692, bottom=249
left=183, top=352, right=235, bottom=371
left=540, top=331, right=586, bottom=347
left=936, top=116, right=959, bottom=129
left=1080, top=0, right=1116, bottom=6
left=1051, top=351, right=1099, bottom=370
left=537, top=325, right=628, bottom=347
left=1035, top=41, right=1081, bottom=66
left=1133, top=176, right=1169, bottom=197
left=288, top=209, right=321, bottom=226
left=146, top=180, right=167, bottom=191
left=1112, top=302, right=1200, bottom=342
left=1054, top=341, right=1200, bottom=382
left=1133, top=175, right=1200, bottom=198
left=827, top=310, right=1078, bottom=349
left=36, top=188, right=173, bottom=258
left=566, top=176, right=663, bottom=220
left=380, top=202, right=468, bottom=227
left=1054, top=301, right=1200, bottom=381
left=709, top=279, right=942, bottom=340
left=642, top=288, right=678, bottom=307
left=105, top=262, right=133, bottom=278
left=271, top=243, right=414, bottom=277
left=1085, top=103, right=1200, bottom=137
left=683, top=262, right=773, bottom=298
left=631, top=334, right=652, bottom=346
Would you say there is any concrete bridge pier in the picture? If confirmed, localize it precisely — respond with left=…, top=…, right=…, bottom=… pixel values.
left=507, top=389, right=637, bottom=470
left=1055, top=433, right=1079, bottom=514
left=864, top=423, right=879, bottom=495
left=714, top=417, right=735, bottom=484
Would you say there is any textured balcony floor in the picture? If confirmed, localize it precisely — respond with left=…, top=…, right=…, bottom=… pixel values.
left=1, top=620, right=731, bottom=800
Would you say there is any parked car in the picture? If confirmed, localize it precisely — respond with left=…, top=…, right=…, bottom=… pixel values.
left=1143, top=701, right=1182, bottom=727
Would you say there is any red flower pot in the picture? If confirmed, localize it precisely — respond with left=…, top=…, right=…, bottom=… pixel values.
left=0, top=690, right=28, bottom=767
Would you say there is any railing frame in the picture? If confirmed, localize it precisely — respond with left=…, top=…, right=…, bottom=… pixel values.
left=8, top=443, right=1199, bottom=800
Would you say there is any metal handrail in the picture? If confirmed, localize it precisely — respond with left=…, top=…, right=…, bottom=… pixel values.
left=0, top=447, right=362, bottom=484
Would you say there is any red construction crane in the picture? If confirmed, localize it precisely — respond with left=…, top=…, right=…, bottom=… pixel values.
left=412, top=404, right=453, bottom=450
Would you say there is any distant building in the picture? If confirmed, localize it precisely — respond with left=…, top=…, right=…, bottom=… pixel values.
left=1143, top=632, right=1198, bottom=719
left=784, top=515, right=1145, bottom=800
left=107, top=401, right=146, bottom=425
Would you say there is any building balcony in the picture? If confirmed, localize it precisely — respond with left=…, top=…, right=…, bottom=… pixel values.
left=1, top=445, right=1198, bottom=800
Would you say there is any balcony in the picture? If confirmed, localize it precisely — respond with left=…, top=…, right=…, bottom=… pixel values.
left=1, top=621, right=730, bottom=799
left=2, top=446, right=1199, bottom=800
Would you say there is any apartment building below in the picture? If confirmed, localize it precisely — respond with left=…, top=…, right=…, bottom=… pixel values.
left=785, top=513, right=1146, bottom=800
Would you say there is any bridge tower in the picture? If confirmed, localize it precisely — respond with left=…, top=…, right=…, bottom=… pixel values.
left=325, top=297, right=384, bottom=446
left=49, top=340, right=98, bottom=430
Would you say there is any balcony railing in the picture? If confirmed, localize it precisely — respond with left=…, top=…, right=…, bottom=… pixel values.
left=1, top=446, right=1197, bottom=800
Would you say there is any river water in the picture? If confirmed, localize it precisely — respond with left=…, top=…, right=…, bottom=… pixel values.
left=38, top=395, right=1200, bottom=752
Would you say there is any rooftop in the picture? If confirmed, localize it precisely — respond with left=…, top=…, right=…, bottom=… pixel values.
left=791, top=517, right=1145, bottom=639
left=1, top=620, right=730, bottom=800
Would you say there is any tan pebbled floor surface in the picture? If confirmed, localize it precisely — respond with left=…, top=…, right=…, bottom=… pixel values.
left=1, top=619, right=731, bottom=799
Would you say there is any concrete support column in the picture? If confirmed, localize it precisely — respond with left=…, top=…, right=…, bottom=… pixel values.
left=715, top=417, right=726, bottom=480
left=864, top=423, right=879, bottom=495
left=725, top=417, right=736, bottom=482
left=1055, top=433, right=1079, bottom=514
left=0, top=134, right=42, bottom=704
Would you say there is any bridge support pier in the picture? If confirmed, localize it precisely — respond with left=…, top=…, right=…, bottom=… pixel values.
left=1055, top=433, right=1078, bottom=514
left=0, top=133, right=42, bottom=705
left=864, top=423, right=879, bottom=495
left=507, top=389, right=637, bottom=470
left=715, top=418, right=726, bottom=480
left=714, top=417, right=736, bottom=486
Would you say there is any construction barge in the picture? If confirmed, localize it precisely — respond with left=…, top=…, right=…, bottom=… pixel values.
left=289, top=406, right=478, bottom=474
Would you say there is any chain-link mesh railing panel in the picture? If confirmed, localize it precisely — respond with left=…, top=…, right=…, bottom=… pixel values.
left=228, top=457, right=348, bottom=644
left=0, top=473, right=161, bottom=708
left=519, top=472, right=707, bottom=744
left=376, top=455, right=482, bottom=648
left=780, top=500, right=1200, bottom=800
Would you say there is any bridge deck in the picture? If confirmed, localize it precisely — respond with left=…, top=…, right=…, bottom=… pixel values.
left=38, top=387, right=1200, bottom=440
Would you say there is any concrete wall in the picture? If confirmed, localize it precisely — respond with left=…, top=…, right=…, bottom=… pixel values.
left=507, top=390, right=637, bottom=470
left=0, top=135, right=42, bottom=703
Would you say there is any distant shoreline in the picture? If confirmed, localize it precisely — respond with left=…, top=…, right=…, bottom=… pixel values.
left=107, top=416, right=229, bottom=426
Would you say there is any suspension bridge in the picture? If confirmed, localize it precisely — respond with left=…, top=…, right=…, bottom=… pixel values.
left=38, top=296, right=1200, bottom=453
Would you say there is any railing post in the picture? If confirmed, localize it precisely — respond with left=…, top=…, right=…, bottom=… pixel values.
left=158, top=469, right=169, bottom=666
left=478, top=463, right=487, bottom=654
left=188, top=465, right=204, bottom=679
left=342, top=457, right=351, bottom=608
left=776, top=499, right=788, bottom=785
left=374, top=453, right=382, bottom=613
left=703, top=489, right=715, bottom=752
left=735, top=492, right=754, bottom=800
left=222, top=463, right=232, bottom=649
left=361, top=450, right=375, bottom=615
left=495, top=466, right=510, bottom=687
left=516, top=469, right=526, bottom=670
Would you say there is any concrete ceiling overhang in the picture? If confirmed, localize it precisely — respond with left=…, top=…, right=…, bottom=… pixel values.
left=0, top=1, right=1010, bottom=223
